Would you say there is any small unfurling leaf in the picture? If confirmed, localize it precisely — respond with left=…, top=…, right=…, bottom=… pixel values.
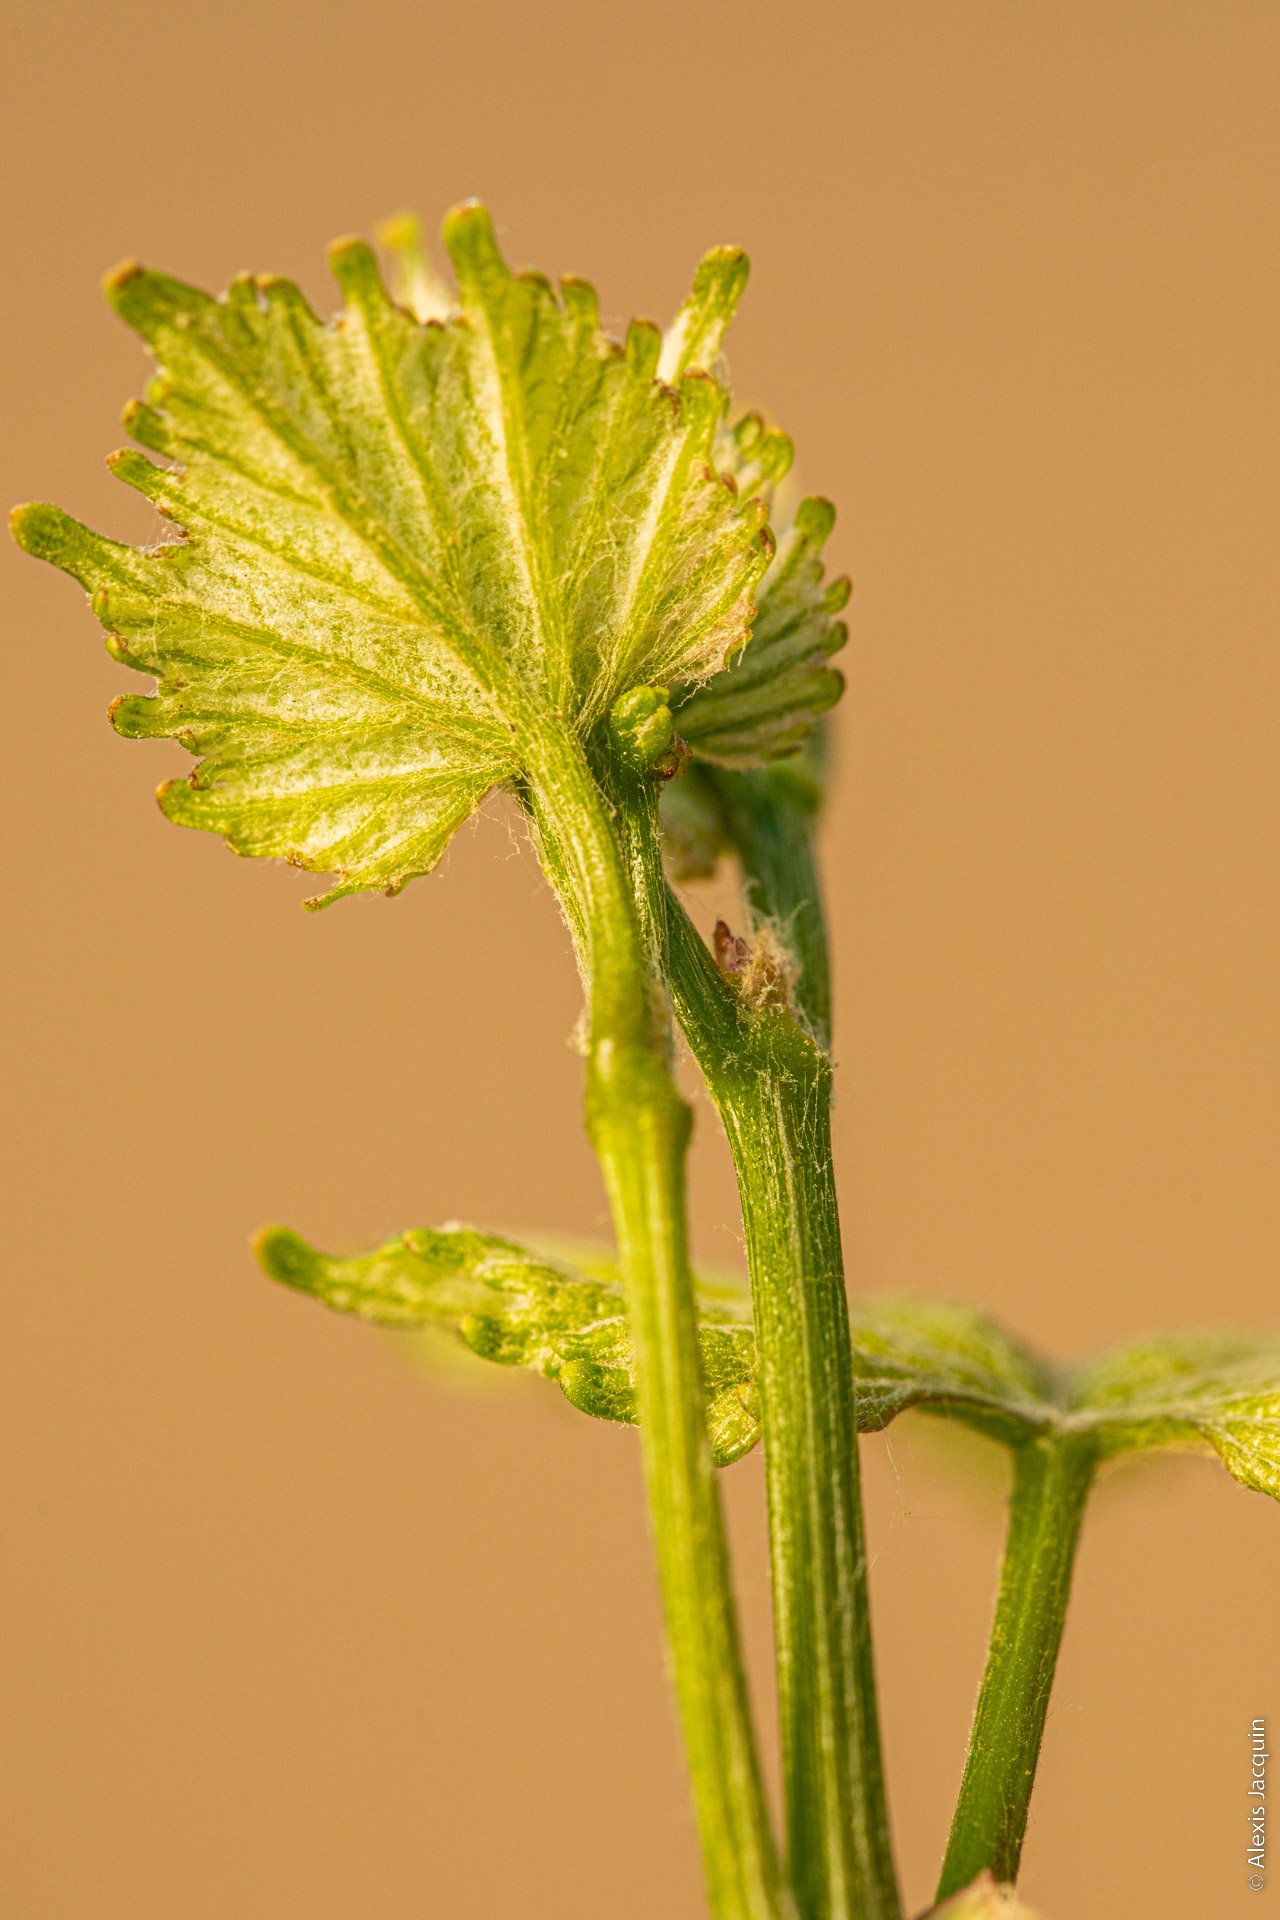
left=673, top=494, right=849, bottom=767
left=658, top=265, right=850, bottom=769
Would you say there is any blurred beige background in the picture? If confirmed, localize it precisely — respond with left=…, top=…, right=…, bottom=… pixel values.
left=3, top=3, right=1278, bottom=1915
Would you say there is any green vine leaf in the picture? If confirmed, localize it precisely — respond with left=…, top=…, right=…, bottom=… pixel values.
left=1068, top=1332, right=1280, bottom=1498
left=257, top=1224, right=761, bottom=1465
left=260, top=1222, right=1062, bottom=1461
left=12, top=204, right=775, bottom=906
left=855, top=1309, right=1280, bottom=1499
left=260, top=1222, right=1280, bottom=1501
left=842, top=1298, right=1058, bottom=1445
left=252, top=1226, right=1026, bottom=1458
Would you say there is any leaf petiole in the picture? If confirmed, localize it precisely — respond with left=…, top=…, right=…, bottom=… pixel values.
left=937, top=1433, right=1097, bottom=1899
left=524, top=721, right=790, bottom=1920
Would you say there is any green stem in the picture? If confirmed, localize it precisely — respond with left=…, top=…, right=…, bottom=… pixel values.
left=937, top=1433, right=1097, bottom=1899
left=627, top=770, right=899, bottom=1920
left=523, top=723, right=789, bottom=1920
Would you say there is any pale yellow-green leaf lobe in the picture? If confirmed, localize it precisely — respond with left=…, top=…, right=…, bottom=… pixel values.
left=15, top=204, right=782, bottom=903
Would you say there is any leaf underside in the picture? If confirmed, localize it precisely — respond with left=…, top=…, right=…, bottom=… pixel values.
left=14, top=202, right=849, bottom=905
left=1068, top=1333, right=1280, bottom=1498
left=258, top=1225, right=1280, bottom=1499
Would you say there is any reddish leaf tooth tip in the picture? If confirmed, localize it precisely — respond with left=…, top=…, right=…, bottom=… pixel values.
left=443, top=196, right=488, bottom=228
left=251, top=1225, right=284, bottom=1267
left=441, top=200, right=501, bottom=269
left=102, top=258, right=144, bottom=296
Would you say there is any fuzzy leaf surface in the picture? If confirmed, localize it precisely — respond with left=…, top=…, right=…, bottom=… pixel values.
left=255, top=1228, right=1042, bottom=1458
left=843, top=1298, right=1058, bottom=1444
left=13, top=205, right=772, bottom=904
left=855, top=1310, right=1280, bottom=1497
left=659, top=271, right=850, bottom=769
left=257, top=1224, right=761, bottom=1465
left=672, top=485, right=849, bottom=766
left=260, top=1224, right=1280, bottom=1499
left=1068, top=1332, right=1280, bottom=1498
